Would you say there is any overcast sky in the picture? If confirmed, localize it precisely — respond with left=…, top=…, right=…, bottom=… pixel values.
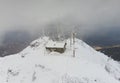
left=0, top=0, right=120, bottom=42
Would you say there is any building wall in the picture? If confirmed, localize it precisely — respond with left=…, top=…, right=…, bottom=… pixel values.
left=46, top=47, right=65, bottom=53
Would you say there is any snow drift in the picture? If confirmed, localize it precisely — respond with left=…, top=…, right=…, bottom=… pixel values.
left=0, top=37, right=120, bottom=83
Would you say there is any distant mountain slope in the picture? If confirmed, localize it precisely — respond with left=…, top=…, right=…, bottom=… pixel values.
left=0, top=37, right=120, bottom=83
left=96, top=46, right=120, bottom=61
left=0, top=30, right=34, bottom=57
left=83, top=28, right=120, bottom=47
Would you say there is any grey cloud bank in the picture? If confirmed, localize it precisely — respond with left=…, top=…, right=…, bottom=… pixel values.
left=0, top=0, right=120, bottom=42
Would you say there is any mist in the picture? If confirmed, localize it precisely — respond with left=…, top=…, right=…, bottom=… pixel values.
left=0, top=0, right=120, bottom=44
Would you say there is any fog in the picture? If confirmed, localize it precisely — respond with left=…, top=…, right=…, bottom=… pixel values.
left=0, top=0, right=120, bottom=44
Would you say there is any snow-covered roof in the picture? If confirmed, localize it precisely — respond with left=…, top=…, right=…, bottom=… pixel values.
left=46, top=41, right=66, bottom=48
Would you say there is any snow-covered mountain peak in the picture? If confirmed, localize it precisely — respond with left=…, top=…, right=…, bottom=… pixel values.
left=0, top=37, right=120, bottom=83
left=20, top=37, right=106, bottom=64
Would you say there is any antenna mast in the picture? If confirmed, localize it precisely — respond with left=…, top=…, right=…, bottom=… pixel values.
left=73, top=32, right=76, bottom=57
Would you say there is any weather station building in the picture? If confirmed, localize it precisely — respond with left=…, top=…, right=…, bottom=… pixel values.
left=45, top=41, right=67, bottom=53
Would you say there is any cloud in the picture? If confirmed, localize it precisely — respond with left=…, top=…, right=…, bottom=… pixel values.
left=0, top=0, right=120, bottom=43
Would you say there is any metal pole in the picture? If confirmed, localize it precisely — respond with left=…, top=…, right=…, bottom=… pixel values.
left=73, top=33, right=75, bottom=57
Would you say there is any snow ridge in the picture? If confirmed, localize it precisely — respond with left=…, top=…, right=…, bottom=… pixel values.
left=0, top=37, right=120, bottom=83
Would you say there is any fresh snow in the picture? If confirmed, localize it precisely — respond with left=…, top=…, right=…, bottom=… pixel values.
left=0, top=37, right=120, bottom=83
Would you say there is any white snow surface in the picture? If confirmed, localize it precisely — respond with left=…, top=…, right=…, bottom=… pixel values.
left=0, top=37, right=120, bottom=83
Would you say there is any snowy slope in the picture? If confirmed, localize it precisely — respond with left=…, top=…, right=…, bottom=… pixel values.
left=0, top=37, right=120, bottom=83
